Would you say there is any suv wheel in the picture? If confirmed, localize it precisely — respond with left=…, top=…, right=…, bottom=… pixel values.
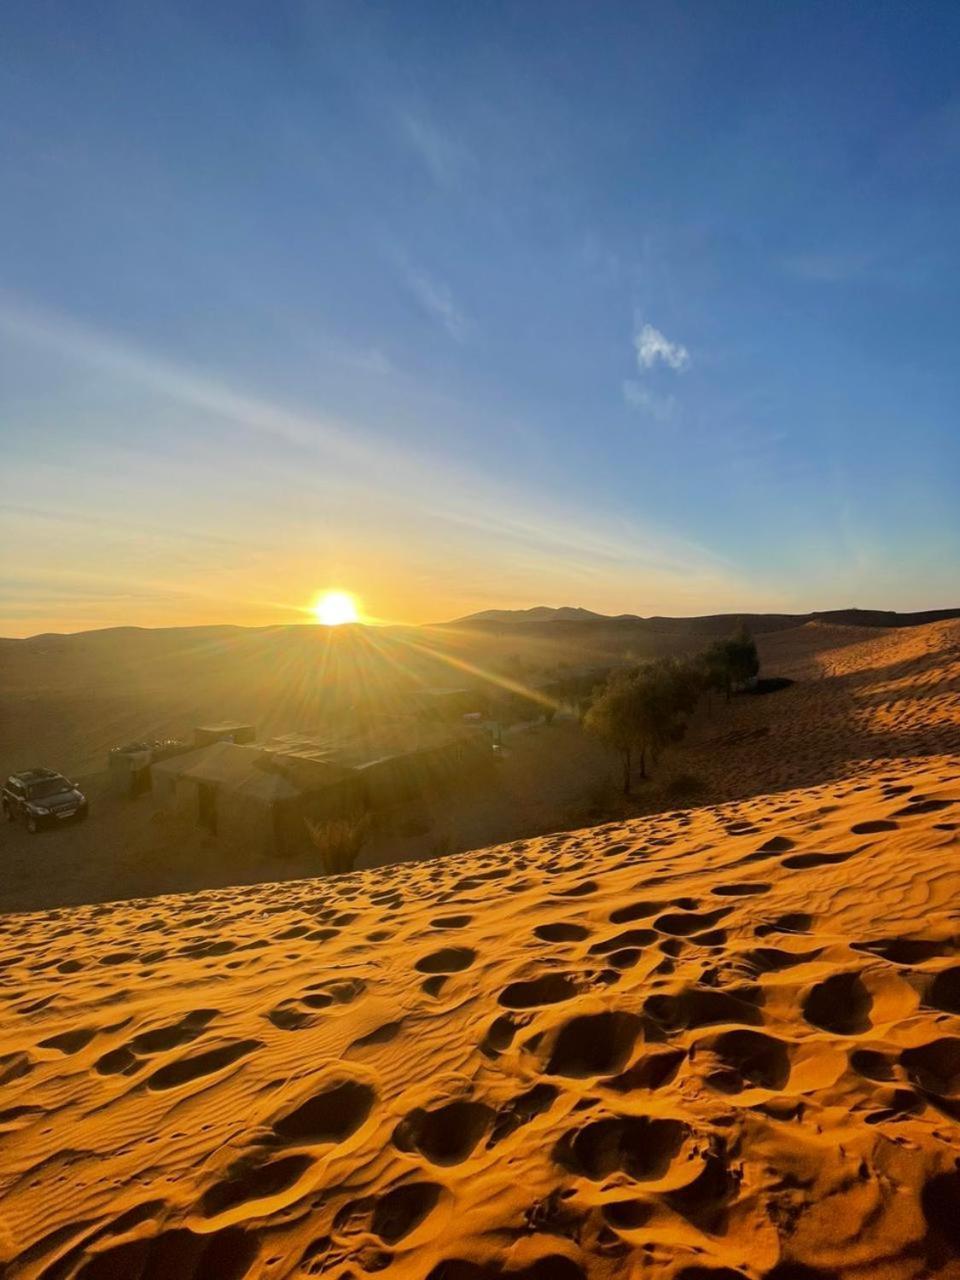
left=26, top=814, right=39, bottom=834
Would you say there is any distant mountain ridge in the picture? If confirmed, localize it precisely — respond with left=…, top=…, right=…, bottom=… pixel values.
left=449, top=605, right=960, bottom=631
left=449, top=605, right=638, bottom=625
left=4, top=605, right=960, bottom=648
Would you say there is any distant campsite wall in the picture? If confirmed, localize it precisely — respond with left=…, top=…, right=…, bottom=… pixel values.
left=154, top=768, right=278, bottom=857
left=286, top=732, right=493, bottom=853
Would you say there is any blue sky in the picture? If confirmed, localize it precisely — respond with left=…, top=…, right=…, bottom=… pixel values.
left=2, top=0, right=959, bottom=634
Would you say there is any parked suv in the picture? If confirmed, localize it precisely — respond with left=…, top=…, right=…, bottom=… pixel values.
left=2, top=769, right=88, bottom=833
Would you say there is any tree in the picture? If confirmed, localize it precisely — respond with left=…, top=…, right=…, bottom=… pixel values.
left=638, top=657, right=703, bottom=770
left=698, top=642, right=730, bottom=707
left=585, top=659, right=700, bottom=794
left=584, top=669, right=646, bottom=795
left=701, top=623, right=760, bottom=701
left=726, top=621, right=760, bottom=690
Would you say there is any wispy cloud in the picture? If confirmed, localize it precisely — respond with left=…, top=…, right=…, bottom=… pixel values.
left=1, top=294, right=770, bottom=633
left=399, top=260, right=469, bottom=341
left=399, top=111, right=467, bottom=188
left=633, top=320, right=690, bottom=371
left=624, top=315, right=690, bottom=417
left=621, top=380, right=676, bottom=422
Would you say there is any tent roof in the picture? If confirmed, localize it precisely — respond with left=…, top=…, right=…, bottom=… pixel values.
left=152, top=740, right=351, bottom=801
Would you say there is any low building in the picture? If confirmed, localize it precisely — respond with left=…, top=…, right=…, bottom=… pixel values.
left=152, top=723, right=491, bottom=859
left=107, top=738, right=192, bottom=797
left=193, top=723, right=256, bottom=748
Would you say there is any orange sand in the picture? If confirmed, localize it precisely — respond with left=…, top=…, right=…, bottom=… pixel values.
left=1, top=624, right=959, bottom=1278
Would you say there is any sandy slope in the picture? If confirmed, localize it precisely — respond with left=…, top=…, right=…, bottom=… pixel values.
left=1, top=746, right=959, bottom=1278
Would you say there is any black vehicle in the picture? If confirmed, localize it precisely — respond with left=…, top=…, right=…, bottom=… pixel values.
left=2, top=769, right=88, bottom=833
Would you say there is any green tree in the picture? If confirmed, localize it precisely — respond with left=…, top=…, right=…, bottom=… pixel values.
left=585, top=659, right=700, bottom=794
left=699, top=641, right=730, bottom=706
left=701, top=623, right=760, bottom=701
left=726, top=621, right=760, bottom=690
left=584, top=669, right=646, bottom=795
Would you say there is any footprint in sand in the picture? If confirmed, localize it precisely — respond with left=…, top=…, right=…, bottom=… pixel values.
left=202, top=1153, right=313, bottom=1217
left=272, top=1079, right=375, bottom=1143
left=588, top=928, right=658, bottom=955
left=534, top=921, right=590, bottom=942
left=554, top=1114, right=689, bottom=1181
left=744, top=946, right=823, bottom=974
left=893, top=797, right=954, bottom=816
left=695, top=1028, right=793, bottom=1093
left=542, top=1011, right=644, bottom=1077
left=498, top=973, right=578, bottom=1009
left=334, top=1180, right=445, bottom=1244
left=900, top=1037, right=960, bottom=1096
left=552, top=879, right=599, bottom=898
left=602, top=1048, right=686, bottom=1092
left=653, top=907, right=731, bottom=937
left=415, top=947, right=475, bottom=974
left=73, top=1225, right=257, bottom=1280
left=393, top=1099, right=494, bottom=1165
left=852, top=937, right=951, bottom=965
left=925, top=965, right=960, bottom=1014
left=38, top=1027, right=97, bottom=1054
left=430, top=914, right=473, bottom=930
left=0, top=1051, right=33, bottom=1084
left=802, top=973, right=872, bottom=1035
left=644, top=985, right=763, bottom=1032
left=486, top=1083, right=558, bottom=1147
left=609, top=900, right=661, bottom=923
left=146, top=1040, right=261, bottom=1091
left=480, top=1013, right=522, bottom=1056
left=782, top=851, right=854, bottom=869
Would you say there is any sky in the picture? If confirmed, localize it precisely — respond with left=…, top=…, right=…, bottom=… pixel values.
left=2, top=0, right=960, bottom=636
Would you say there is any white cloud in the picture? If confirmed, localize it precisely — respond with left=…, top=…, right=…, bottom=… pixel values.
left=622, top=379, right=676, bottom=421
left=634, top=321, right=690, bottom=372
left=400, top=261, right=469, bottom=342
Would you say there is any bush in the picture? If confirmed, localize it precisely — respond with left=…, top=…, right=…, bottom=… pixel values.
left=304, top=812, right=372, bottom=876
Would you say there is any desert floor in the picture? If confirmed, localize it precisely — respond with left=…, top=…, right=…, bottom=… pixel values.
left=0, top=620, right=959, bottom=1278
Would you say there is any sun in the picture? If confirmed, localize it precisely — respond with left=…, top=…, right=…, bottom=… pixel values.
left=312, top=590, right=360, bottom=626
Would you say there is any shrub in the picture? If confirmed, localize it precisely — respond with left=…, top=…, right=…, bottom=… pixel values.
left=304, top=812, right=372, bottom=876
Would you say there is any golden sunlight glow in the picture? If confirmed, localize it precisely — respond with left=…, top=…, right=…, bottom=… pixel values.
left=312, top=590, right=360, bottom=626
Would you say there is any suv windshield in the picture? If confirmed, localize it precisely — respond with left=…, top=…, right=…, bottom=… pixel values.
left=27, top=778, right=71, bottom=800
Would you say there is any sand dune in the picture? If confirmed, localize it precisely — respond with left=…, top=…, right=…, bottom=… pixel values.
left=1, top=751, right=959, bottom=1277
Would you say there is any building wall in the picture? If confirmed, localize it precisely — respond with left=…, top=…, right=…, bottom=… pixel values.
left=215, top=790, right=276, bottom=856
left=154, top=771, right=279, bottom=856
